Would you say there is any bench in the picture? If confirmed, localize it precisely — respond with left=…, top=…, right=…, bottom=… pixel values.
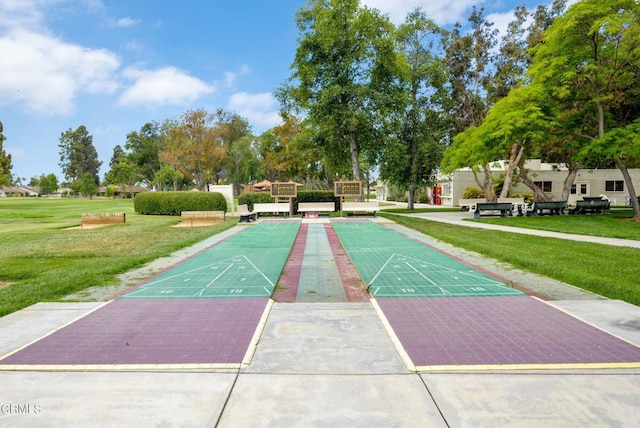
left=298, top=202, right=335, bottom=217
left=529, top=201, right=566, bottom=216
left=342, top=201, right=379, bottom=216
left=253, top=202, right=290, bottom=217
left=497, top=198, right=527, bottom=217
left=474, top=202, right=513, bottom=219
left=458, top=198, right=486, bottom=212
left=570, top=198, right=609, bottom=215
left=180, top=211, right=225, bottom=226
left=81, top=212, right=126, bottom=228
left=238, top=204, right=257, bottom=223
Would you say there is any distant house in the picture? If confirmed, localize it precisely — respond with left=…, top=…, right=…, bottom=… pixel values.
left=0, top=186, right=40, bottom=197
left=98, top=185, right=150, bottom=198
left=434, top=160, right=640, bottom=207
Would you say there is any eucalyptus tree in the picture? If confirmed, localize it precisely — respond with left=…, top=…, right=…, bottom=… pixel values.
left=379, top=9, right=448, bottom=209
left=278, top=0, right=402, bottom=186
left=441, top=7, right=499, bottom=200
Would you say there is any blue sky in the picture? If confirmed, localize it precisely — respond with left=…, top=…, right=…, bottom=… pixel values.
left=0, top=0, right=574, bottom=182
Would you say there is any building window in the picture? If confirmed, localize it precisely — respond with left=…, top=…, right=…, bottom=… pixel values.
left=534, top=181, right=552, bottom=192
left=605, top=180, right=624, bottom=192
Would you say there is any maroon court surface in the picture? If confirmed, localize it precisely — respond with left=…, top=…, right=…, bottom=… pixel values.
left=377, top=296, right=640, bottom=368
left=1, top=299, right=267, bottom=365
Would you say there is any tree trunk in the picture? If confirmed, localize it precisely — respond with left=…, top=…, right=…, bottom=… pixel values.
left=407, top=182, right=416, bottom=210
left=615, top=157, right=640, bottom=221
left=518, top=158, right=551, bottom=202
left=482, top=163, right=496, bottom=202
left=499, top=143, right=524, bottom=199
left=348, top=130, right=363, bottom=201
left=560, top=162, right=580, bottom=202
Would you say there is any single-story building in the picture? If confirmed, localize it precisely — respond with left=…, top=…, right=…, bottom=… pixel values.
left=434, top=160, right=640, bottom=207
left=0, top=186, right=40, bottom=197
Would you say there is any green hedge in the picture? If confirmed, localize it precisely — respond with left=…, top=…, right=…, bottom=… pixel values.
left=239, top=190, right=338, bottom=213
left=134, top=191, right=227, bottom=215
left=238, top=192, right=274, bottom=211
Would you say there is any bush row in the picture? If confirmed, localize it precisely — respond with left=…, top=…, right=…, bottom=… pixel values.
left=134, top=191, right=227, bottom=215
left=238, top=190, right=339, bottom=212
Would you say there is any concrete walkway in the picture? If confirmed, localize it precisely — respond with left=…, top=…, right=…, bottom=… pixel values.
left=1, top=216, right=639, bottom=427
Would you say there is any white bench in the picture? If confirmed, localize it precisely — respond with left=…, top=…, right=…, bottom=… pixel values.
left=342, top=201, right=379, bottom=216
left=254, top=202, right=290, bottom=217
left=238, top=204, right=256, bottom=223
left=180, top=211, right=225, bottom=226
left=298, top=202, right=335, bottom=217
left=497, top=198, right=527, bottom=216
left=457, top=198, right=486, bottom=212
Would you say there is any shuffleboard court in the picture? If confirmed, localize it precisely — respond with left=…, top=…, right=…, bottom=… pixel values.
left=332, top=222, right=522, bottom=298
left=123, top=222, right=300, bottom=299
left=0, top=299, right=270, bottom=369
left=375, top=297, right=640, bottom=371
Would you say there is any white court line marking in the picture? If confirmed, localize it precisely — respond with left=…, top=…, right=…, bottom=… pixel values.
left=369, top=253, right=398, bottom=285
left=205, top=263, right=235, bottom=288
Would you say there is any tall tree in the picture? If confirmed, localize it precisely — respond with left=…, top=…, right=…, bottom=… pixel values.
left=380, top=9, right=448, bottom=209
left=58, top=126, right=102, bottom=186
left=529, top=0, right=640, bottom=219
left=212, top=109, right=253, bottom=194
left=278, top=0, right=401, bottom=186
left=442, top=7, right=499, bottom=200
left=159, top=109, right=227, bottom=190
left=0, top=121, right=13, bottom=186
left=38, top=173, right=59, bottom=195
left=259, top=115, right=318, bottom=184
left=125, top=122, right=163, bottom=186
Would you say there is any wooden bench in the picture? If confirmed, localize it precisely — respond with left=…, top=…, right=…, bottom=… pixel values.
left=253, top=202, right=290, bottom=217
left=181, top=211, right=225, bottom=226
left=529, top=201, right=566, bottom=216
left=570, top=198, right=610, bottom=215
left=458, top=198, right=486, bottom=212
left=238, top=204, right=257, bottom=223
left=342, top=201, right=379, bottom=216
left=497, top=198, right=527, bottom=216
left=81, top=212, right=126, bottom=228
left=298, top=202, right=335, bottom=217
left=474, top=202, right=513, bottom=219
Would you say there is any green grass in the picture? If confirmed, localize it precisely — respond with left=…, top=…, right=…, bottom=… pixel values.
left=382, top=207, right=462, bottom=214
left=0, top=198, right=237, bottom=317
left=474, top=209, right=640, bottom=240
left=381, top=213, right=640, bottom=306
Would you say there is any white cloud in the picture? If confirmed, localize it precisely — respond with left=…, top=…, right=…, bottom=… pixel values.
left=227, top=92, right=281, bottom=129
left=110, top=17, right=139, bottom=28
left=118, top=66, right=216, bottom=108
left=0, top=28, right=120, bottom=115
left=361, top=0, right=483, bottom=24
left=223, top=65, right=250, bottom=87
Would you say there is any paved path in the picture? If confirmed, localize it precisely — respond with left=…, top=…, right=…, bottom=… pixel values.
left=397, top=210, right=640, bottom=248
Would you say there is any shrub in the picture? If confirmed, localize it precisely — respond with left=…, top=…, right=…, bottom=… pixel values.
left=462, top=186, right=485, bottom=199
left=134, top=191, right=227, bottom=215
left=238, top=192, right=274, bottom=211
left=511, top=192, right=534, bottom=205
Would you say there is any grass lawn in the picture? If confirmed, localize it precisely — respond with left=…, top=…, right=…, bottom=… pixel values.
left=0, top=198, right=237, bottom=317
left=381, top=213, right=640, bottom=306
left=475, top=209, right=640, bottom=240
